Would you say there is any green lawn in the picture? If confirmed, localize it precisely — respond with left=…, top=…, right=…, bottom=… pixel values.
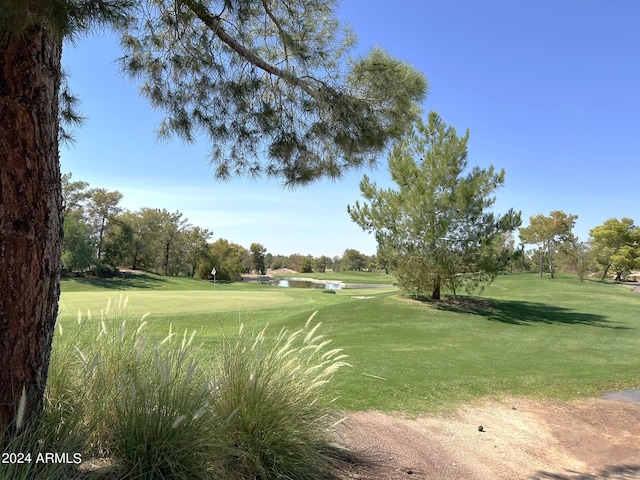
left=59, top=272, right=640, bottom=414
left=60, top=272, right=221, bottom=292
left=324, top=275, right=640, bottom=413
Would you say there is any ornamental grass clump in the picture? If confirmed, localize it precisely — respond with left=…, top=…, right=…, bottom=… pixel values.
left=211, top=311, right=351, bottom=480
left=0, top=393, right=85, bottom=480
left=27, top=299, right=349, bottom=479
left=107, top=327, right=218, bottom=480
left=54, top=297, right=220, bottom=479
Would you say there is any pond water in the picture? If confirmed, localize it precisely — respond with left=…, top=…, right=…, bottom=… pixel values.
left=275, top=279, right=342, bottom=290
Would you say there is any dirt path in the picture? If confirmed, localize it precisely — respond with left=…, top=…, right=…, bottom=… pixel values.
left=334, top=397, right=640, bottom=479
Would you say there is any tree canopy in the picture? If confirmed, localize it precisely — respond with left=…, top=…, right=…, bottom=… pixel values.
left=250, top=242, right=267, bottom=275
left=5, top=0, right=428, bottom=185
left=519, top=210, right=578, bottom=279
left=348, top=112, right=521, bottom=300
left=589, top=217, right=640, bottom=281
left=120, top=1, right=428, bottom=185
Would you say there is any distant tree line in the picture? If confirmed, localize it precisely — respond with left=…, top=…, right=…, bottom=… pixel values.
left=61, top=174, right=381, bottom=280
left=64, top=171, right=638, bottom=291
left=415, top=210, right=639, bottom=285
left=518, top=212, right=640, bottom=283
left=62, top=173, right=214, bottom=277
left=265, top=248, right=375, bottom=274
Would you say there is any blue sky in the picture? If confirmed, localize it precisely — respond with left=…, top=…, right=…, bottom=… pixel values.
left=60, top=1, right=640, bottom=257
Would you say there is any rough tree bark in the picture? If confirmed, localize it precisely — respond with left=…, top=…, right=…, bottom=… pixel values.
left=539, top=247, right=544, bottom=278
left=431, top=275, right=441, bottom=300
left=600, top=264, right=610, bottom=280
left=0, top=25, right=63, bottom=432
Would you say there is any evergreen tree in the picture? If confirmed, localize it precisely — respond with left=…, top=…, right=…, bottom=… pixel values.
left=86, top=188, right=124, bottom=262
left=61, top=211, right=94, bottom=272
left=342, top=248, right=368, bottom=271
left=590, top=217, right=640, bottom=281
left=349, top=112, right=521, bottom=300
left=314, top=255, right=331, bottom=273
left=183, top=226, right=213, bottom=276
left=299, top=255, right=314, bottom=273
left=196, top=238, right=247, bottom=280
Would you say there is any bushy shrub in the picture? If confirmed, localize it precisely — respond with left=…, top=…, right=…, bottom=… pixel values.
left=92, top=262, right=120, bottom=278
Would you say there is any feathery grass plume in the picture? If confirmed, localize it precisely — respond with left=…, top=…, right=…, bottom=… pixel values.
left=47, top=295, right=222, bottom=479
left=15, top=385, right=27, bottom=431
left=25, top=298, right=351, bottom=479
left=210, top=311, right=350, bottom=480
left=97, top=301, right=216, bottom=478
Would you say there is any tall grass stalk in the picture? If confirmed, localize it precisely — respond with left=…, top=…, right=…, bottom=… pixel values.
left=0, top=413, right=85, bottom=480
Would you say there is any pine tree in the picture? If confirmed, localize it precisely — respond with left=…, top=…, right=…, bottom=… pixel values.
left=349, top=112, right=521, bottom=300
left=589, top=217, right=640, bottom=281
left=0, top=0, right=427, bottom=431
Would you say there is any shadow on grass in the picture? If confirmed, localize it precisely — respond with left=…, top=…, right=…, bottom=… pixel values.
left=68, top=273, right=168, bottom=290
left=427, top=297, right=629, bottom=329
left=531, top=464, right=640, bottom=479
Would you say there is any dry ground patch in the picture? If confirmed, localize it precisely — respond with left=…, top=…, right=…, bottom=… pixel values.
left=335, top=397, right=640, bottom=480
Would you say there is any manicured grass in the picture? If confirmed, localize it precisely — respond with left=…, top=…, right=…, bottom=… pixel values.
left=60, top=273, right=220, bottom=292
left=59, top=289, right=299, bottom=321
left=324, top=274, right=640, bottom=413
left=59, top=272, right=640, bottom=414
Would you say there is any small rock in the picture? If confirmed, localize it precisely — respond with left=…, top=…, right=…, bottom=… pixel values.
left=478, top=425, right=484, bottom=432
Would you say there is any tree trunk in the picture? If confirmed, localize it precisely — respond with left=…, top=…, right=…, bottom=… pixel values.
left=164, top=241, right=171, bottom=275
left=600, top=264, right=610, bottom=280
left=0, top=26, right=63, bottom=432
left=539, top=249, right=544, bottom=278
left=548, top=249, right=555, bottom=279
left=132, top=242, right=141, bottom=270
left=431, top=275, right=441, bottom=300
left=97, top=216, right=106, bottom=261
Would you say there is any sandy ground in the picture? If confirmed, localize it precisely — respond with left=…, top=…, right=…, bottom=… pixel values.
left=333, top=397, right=640, bottom=480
